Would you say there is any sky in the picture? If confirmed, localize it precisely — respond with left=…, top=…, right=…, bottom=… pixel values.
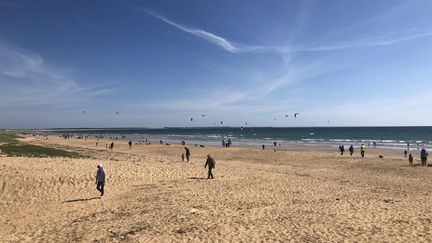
left=1, top=0, right=432, bottom=128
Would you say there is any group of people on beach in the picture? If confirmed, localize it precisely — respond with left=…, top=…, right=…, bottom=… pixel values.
left=339, top=144, right=366, bottom=158
left=93, top=136, right=430, bottom=199
left=222, top=138, right=232, bottom=147
left=181, top=147, right=191, bottom=162
left=94, top=144, right=217, bottom=197
left=338, top=143, right=430, bottom=166
left=404, top=148, right=429, bottom=166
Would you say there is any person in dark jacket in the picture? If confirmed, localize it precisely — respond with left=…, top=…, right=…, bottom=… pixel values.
left=421, top=148, right=428, bottom=166
left=339, top=145, right=345, bottom=155
left=184, top=147, right=190, bottom=162
left=95, top=164, right=106, bottom=197
left=204, top=154, right=216, bottom=179
left=349, top=145, right=354, bottom=156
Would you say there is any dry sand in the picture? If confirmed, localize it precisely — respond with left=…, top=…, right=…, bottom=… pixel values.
left=1, top=135, right=432, bottom=242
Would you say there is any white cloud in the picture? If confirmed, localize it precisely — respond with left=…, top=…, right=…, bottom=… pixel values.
left=290, top=30, right=432, bottom=52
left=146, top=10, right=242, bottom=53
left=147, top=10, right=432, bottom=54
left=0, top=41, right=111, bottom=107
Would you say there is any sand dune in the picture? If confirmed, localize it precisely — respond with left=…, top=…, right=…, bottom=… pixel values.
left=1, top=135, right=432, bottom=242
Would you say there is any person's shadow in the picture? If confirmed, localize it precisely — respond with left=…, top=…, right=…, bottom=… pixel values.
left=62, top=197, right=100, bottom=203
left=186, top=177, right=207, bottom=180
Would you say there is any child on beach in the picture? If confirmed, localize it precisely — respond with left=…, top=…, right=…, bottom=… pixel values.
left=409, top=154, right=413, bottom=166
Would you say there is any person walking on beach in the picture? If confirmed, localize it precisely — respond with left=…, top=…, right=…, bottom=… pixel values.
left=204, top=154, right=216, bottom=179
left=128, top=140, right=132, bottom=149
left=262, top=144, right=265, bottom=150
left=184, top=147, right=190, bottom=162
left=181, top=153, right=185, bottom=162
left=409, top=153, right=414, bottom=166
left=110, top=142, right=114, bottom=151
left=349, top=145, right=354, bottom=156
left=339, top=145, right=345, bottom=155
left=95, top=164, right=106, bottom=198
left=360, top=144, right=366, bottom=158
left=420, top=148, right=428, bottom=166
left=404, top=150, right=408, bottom=158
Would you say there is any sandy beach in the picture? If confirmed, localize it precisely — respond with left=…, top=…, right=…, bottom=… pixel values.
left=1, top=135, right=432, bottom=242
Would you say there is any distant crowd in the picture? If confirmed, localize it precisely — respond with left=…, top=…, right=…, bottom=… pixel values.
left=338, top=142, right=429, bottom=166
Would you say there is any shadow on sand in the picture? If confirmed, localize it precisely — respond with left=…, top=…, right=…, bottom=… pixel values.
left=62, top=197, right=100, bottom=203
left=402, top=164, right=430, bottom=167
left=186, top=177, right=207, bottom=180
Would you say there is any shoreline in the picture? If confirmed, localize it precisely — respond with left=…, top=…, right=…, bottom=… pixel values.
left=18, top=128, right=432, bottom=151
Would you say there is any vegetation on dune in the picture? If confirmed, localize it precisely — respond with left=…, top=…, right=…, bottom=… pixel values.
left=0, top=132, right=21, bottom=144
left=0, top=132, right=81, bottom=158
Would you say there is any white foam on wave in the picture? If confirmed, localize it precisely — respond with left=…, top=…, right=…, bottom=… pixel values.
left=330, top=139, right=353, bottom=142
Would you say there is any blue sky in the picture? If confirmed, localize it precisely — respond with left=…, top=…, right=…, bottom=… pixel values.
left=1, top=0, right=432, bottom=128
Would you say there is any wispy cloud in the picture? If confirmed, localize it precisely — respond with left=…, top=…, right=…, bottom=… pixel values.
left=290, top=30, right=432, bottom=52
left=146, top=10, right=432, bottom=54
left=0, top=41, right=111, bottom=107
left=146, top=10, right=242, bottom=53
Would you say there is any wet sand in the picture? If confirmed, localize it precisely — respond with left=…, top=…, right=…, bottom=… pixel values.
left=1, top=135, right=431, bottom=242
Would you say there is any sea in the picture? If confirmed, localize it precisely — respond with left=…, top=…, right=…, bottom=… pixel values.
left=35, top=126, right=432, bottom=150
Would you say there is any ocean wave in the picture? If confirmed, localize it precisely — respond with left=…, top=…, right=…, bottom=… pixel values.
left=330, top=139, right=353, bottom=142
left=207, top=135, right=221, bottom=138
